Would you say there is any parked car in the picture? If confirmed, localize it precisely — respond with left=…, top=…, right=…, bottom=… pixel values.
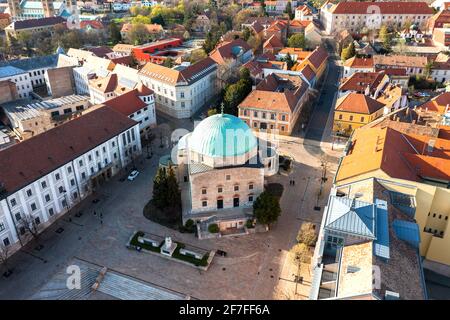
left=127, top=170, right=140, bottom=181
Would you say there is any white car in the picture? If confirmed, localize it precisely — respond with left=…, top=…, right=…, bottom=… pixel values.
left=127, top=170, right=139, bottom=181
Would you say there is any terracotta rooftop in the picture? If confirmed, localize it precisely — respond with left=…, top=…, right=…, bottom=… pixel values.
left=209, top=39, right=252, bottom=65
left=279, top=48, right=312, bottom=61
left=139, top=57, right=217, bottom=85
left=80, top=20, right=104, bottom=30
left=417, top=92, right=450, bottom=115
left=306, top=46, right=328, bottom=70
left=340, top=71, right=387, bottom=94
left=263, top=34, right=284, bottom=49
left=344, top=56, right=374, bottom=68
left=373, top=55, right=429, bottom=68
left=103, top=87, right=153, bottom=116
left=331, top=1, right=433, bottom=15
left=90, top=73, right=119, bottom=93
left=300, top=64, right=316, bottom=82
left=289, top=20, right=312, bottom=28
left=336, top=126, right=450, bottom=183
left=0, top=107, right=136, bottom=195
left=336, top=93, right=385, bottom=114
left=239, top=73, right=309, bottom=113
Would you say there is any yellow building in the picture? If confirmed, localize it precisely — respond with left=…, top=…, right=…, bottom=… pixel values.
left=296, top=45, right=328, bottom=80
left=333, top=93, right=386, bottom=136
left=334, top=125, right=450, bottom=267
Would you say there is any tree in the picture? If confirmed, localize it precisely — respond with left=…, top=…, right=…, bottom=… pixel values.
left=203, top=30, right=220, bottom=53
left=290, top=243, right=310, bottom=265
left=0, top=243, right=11, bottom=276
left=152, top=167, right=168, bottom=209
left=189, top=48, right=207, bottom=64
left=207, top=108, right=218, bottom=116
left=109, top=21, right=122, bottom=44
left=131, top=14, right=152, bottom=25
left=222, top=67, right=252, bottom=115
left=253, top=191, right=281, bottom=226
left=424, top=61, right=434, bottom=79
left=151, top=14, right=165, bottom=26
left=284, top=1, right=294, bottom=20
left=165, top=166, right=181, bottom=210
left=247, top=34, right=262, bottom=52
left=242, top=27, right=251, bottom=41
left=296, top=222, right=317, bottom=247
left=287, top=33, right=307, bottom=49
left=340, top=42, right=355, bottom=61
left=20, top=214, right=40, bottom=240
left=163, top=58, right=174, bottom=68
left=127, top=23, right=149, bottom=45
left=282, top=52, right=295, bottom=70
left=379, top=24, right=392, bottom=51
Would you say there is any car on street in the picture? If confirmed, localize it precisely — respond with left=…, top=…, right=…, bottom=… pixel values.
left=127, top=170, right=140, bottom=181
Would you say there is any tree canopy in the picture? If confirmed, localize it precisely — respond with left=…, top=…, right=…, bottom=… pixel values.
left=287, top=33, right=307, bottom=49
left=253, top=191, right=281, bottom=226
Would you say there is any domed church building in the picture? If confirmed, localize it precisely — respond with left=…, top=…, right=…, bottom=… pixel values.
left=176, top=112, right=278, bottom=238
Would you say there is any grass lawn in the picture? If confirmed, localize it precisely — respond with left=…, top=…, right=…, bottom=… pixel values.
left=172, top=242, right=209, bottom=267
left=143, top=200, right=182, bottom=230
left=129, top=231, right=162, bottom=253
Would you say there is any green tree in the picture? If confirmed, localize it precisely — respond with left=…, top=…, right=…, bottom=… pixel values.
left=282, top=52, right=295, bottom=70
left=165, top=166, right=181, bottom=209
left=131, top=14, right=152, bottom=25
left=424, top=61, right=434, bottom=79
left=287, top=33, right=307, bottom=49
left=223, top=67, right=252, bottom=115
left=340, top=42, right=355, bottom=61
left=151, top=14, right=165, bottom=26
left=152, top=167, right=168, bottom=209
left=253, top=191, right=281, bottom=226
left=189, top=48, right=207, bottom=64
left=284, top=1, right=294, bottom=19
left=127, top=23, right=149, bottom=45
left=163, top=58, right=174, bottom=68
left=109, top=21, right=122, bottom=44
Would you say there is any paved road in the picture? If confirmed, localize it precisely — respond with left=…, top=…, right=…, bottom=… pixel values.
left=304, top=42, right=342, bottom=142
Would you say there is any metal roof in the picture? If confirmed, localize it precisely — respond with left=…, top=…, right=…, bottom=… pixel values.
left=393, top=220, right=421, bottom=248
left=0, top=55, right=58, bottom=72
left=0, top=66, right=27, bottom=78
left=325, top=196, right=376, bottom=239
left=373, top=199, right=390, bottom=260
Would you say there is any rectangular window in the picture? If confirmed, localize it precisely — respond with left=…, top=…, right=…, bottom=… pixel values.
left=0, top=222, right=5, bottom=232
left=55, top=173, right=60, bottom=181
left=48, top=208, right=54, bottom=216
left=248, top=195, right=254, bottom=202
left=31, top=203, right=37, bottom=211
left=131, top=129, right=136, bottom=141
left=26, top=189, right=32, bottom=197
left=45, top=194, right=51, bottom=202
left=15, top=213, right=21, bottom=221
left=202, top=188, right=207, bottom=195
left=35, top=217, right=41, bottom=225
left=3, top=237, right=10, bottom=246
left=79, top=160, right=83, bottom=167
left=202, top=200, right=207, bottom=207
left=226, top=175, right=231, bottom=181
left=249, top=184, right=253, bottom=190
left=70, top=179, right=75, bottom=186
left=10, top=199, right=17, bottom=207
left=67, top=166, right=72, bottom=174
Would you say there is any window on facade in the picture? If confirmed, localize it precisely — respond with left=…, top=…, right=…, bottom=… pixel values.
left=0, top=222, right=5, bottom=232
left=271, top=113, right=275, bottom=120
left=67, top=166, right=72, bottom=174
left=81, top=172, right=86, bottom=180
left=181, top=102, right=185, bottom=108
left=3, top=238, right=10, bottom=247
left=45, top=194, right=51, bottom=202
left=35, top=217, right=41, bottom=225
left=281, top=126, right=285, bottom=131
left=202, top=188, right=207, bottom=195
left=55, top=173, right=60, bottom=181
left=254, top=111, right=258, bottom=117
left=15, top=213, right=21, bottom=221
left=48, top=208, right=54, bottom=216
left=234, top=185, right=239, bottom=191
left=70, top=179, right=75, bottom=186
left=249, top=184, right=253, bottom=190
left=180, top=92, right=185, bottom=98
left=131, top=129, right=136, bottom=141
left=202, top=200, right=207, bottom=207
left=248, top=195, right=254, bottom=202
left=218, top=187, right=223, bottom=193
left=226, top=175, right=231, bottom=181
left=31, top=203, right=37, bottom=211
left=10, top=198, right=17, bottom=207
left=281, top=115, right=286, bottom=121
left=26, top=189, right=32, bottom=197
left=349, top=115, right=353, bottom=121
left=59, top=186, right=64, bottom=194
left=360, top=116, right=364, bottom=122
left=338, top=114, right=343, bottom=120
left=79, top=160, right=83, bottom=167
left=88, top=154, right=92, bottom=161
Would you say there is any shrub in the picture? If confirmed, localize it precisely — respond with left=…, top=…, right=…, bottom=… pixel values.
left=208, top=223, right=220, bottom=233
left=246, top=219, right=254, bottom=229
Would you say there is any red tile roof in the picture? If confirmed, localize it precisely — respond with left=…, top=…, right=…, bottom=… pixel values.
left=103, top=88, right=152, bottom=116
left=300, top=64, right=316, bottom=82
left=209, top=39, right=252, bottom=64
left=417, top=92, right=450, bottom=114
left=344, top=56, right=374, bottom=68
left=307, top=46, right=328, bottom=70
left=340, top=71, right=387, bottom=94
left=336, top=93, right=386, bottom=114
left=0, top=107, right=136, bottom=195
left=263, top=34, right=284, bottom=49
left=80, top=20, right=104, bottom=30
left=332, top=1, right=434, bottom=15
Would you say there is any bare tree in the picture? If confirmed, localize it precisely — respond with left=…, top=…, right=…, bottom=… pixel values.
left=297, top=222, right=318, bottom=247
left=19, top=214, right=40, bottom=241
left=0, top=243, right=11, bottom=276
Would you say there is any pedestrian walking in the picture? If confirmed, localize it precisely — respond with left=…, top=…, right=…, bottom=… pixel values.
left=293, top=180, right=296, bottom=186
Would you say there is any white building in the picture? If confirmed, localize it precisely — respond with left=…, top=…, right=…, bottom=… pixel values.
left=320, top=1, right=434, bottom=35
left=0, top=66, right=33, bottom=99
left=138, top=58, right=218, bottom=119
left=0, top=106, right=141, bottom=253
left=295, top=4, right=314, bottom=21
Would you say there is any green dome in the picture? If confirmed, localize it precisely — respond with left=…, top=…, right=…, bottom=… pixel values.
left=190, top=114, right=257, bottom=158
